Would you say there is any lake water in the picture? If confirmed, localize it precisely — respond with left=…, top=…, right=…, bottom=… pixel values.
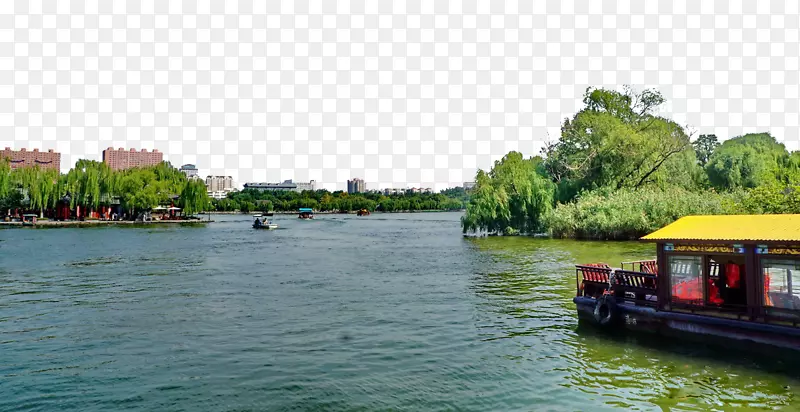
left=2, top=212, right=799, bottom=411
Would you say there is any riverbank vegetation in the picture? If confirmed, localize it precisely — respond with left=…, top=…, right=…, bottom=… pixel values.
left=462, top=86, right=800, bottom=239
left=213, top=188, right=465, bottom=213
left=0, top=159, right=209, bottom=219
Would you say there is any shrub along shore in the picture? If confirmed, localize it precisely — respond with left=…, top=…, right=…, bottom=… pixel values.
left=461, top=86, right=800, bottom=240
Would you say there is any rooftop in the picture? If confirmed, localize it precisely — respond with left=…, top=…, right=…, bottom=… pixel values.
left=640, top=214, right=800, bottom=243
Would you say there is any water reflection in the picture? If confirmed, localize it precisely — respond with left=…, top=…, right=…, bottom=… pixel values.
left=469, top=236, right=800, bottom=411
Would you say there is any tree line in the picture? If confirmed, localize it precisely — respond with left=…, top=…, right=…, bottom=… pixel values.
left=0, top=159, right=209, bottom=219
left=213, top=188, right=466, bottom=213
left=462, top=86, right=800, bottom=239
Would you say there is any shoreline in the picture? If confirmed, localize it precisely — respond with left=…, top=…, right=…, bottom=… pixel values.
left=0, top=219, right=212, bottom=227
left=201, top=210, right=465, bottom=215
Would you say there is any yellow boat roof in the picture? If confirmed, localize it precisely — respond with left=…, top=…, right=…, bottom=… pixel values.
left=641, top=215, right=800, bottom=243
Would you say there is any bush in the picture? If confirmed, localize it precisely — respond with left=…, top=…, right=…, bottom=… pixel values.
left=732, top=184, right=800, bottom=214
left=546, top=187, right=737, bottom=240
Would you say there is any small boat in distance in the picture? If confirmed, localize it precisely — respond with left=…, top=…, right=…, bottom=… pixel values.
left=22, top=214, right=38, bottom=226
left=298, top=208, right=314, bottom=220
left=252, top=214, right=278, bottom=229
left=357, top=209, right=370, bottom=216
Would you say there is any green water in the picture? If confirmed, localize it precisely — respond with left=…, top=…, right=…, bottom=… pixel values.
left=1, top=213, right=799, bottom=411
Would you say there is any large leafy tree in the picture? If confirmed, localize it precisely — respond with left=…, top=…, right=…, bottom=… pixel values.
left=693, top=134, right=719, bottom=166
left=462, top=151, right=555, bottom=235
left=542, top=86, right=695, bottom=201
left=705, top=133, right=792, bottom=190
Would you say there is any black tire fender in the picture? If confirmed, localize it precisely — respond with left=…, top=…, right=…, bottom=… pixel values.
left=593, top=294, right=618, bottom=327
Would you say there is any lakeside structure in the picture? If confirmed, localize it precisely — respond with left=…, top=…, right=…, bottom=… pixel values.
left=347, top=178, right=366, bottom=194
left=244, top=180, right=317, bottom=193
left=180, top=164, right=200, bottom=179
left=1, top=147, right=60, bottom=171
left=206, top=175, right=235, bottom=199
left=103, top=148, right=163, bottom=171
left=382, top=187, right=433, bottom=195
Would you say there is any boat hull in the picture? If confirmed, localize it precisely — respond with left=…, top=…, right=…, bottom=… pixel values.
left=253, top=224, right=278, bottom=229
left=575, top=296, right=800, bottom=352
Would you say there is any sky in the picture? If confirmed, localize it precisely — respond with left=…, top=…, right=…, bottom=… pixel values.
left=1, top=1, right=799, bottom=191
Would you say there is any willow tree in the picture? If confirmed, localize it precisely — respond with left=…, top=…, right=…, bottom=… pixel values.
left=705, top=133, right=794, bottom=190
left=10, top=166, right=59, bottom=217
left=0, top=158, right=10, bottom=199
left=462, top=152, right=555, bottom=235
left=179, top=179, right=209, bottom=215
left=65, top=160, right=110, bottom=211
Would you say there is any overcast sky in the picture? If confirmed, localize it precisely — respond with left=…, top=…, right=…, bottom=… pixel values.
left=2, top=1, right=798, bottom=190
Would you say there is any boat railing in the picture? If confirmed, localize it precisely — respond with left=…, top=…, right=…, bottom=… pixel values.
left=576, top=265, right=658, bottom=307
left=613, top=269, right=659, bottom=307
left=575, top=264, right=613, bottom=298
left=621, top=259, right=658, bottom=274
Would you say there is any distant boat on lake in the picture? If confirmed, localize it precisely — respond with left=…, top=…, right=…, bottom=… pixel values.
left=298, top=208, right=314, bottom=220
left=252, top=214, right=278, bottom=229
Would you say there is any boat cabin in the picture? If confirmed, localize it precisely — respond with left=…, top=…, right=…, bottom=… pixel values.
left=21, top=214, right=38, bottom=226
left=298, top=208, right=314, bottom=219
left=574, top=215, right=800, bottom=350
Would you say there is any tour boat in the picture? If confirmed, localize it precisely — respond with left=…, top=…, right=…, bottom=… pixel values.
left=21, top=214, right=38, bottom=226
left=298, top=208, right=314, bottom=220
left=357, top=209, right=370, bottom=216
left=574, top=214, right=800, bottom=352
left=252, top=214, right=278, bottom=229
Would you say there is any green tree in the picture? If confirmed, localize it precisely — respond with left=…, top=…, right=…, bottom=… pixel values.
left=542, top=86, right=691, bottom=202
left=0, top=159, right=10, bottom=199
left=693, top=134, right=719, bottom=166
left=180, top=179, right=209, bottom=215
left=705, top=133, right=790, bottom=190
left=462, top=152, right=555, bottom=235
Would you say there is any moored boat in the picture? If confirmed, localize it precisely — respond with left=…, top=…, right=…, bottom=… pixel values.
left=252, top=214, right=278, bottom=229
left=21, top=214, right=37, bottom=226
left=298, top=208, right=314, bottom=219
left=356, top=209, right=370, bottom=216
left=574, top=214, right=800, bottom=352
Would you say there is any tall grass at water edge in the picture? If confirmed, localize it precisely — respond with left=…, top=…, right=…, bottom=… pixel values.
left=546, top=187, right=740, bottom=240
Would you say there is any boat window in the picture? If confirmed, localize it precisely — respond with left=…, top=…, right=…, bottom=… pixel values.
left=669, top=255, right=703, bottom=305
left=762, top=259, right=800, bottom=311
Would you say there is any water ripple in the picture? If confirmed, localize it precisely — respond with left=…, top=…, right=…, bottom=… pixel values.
left=1, top=214, right=799, bottom=411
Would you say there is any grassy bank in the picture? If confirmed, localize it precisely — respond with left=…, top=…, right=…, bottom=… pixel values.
left=546, top=187, right=735, bottom=240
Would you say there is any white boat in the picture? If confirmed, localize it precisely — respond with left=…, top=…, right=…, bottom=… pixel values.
left=252, top=214, right=278, bottom=229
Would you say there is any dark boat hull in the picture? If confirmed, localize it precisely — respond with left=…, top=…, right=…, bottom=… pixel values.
left=575, top=296, right=800, bottom=351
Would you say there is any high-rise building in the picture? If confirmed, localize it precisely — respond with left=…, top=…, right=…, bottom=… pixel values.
left=102, top=148, right=163, bottom=170
left=1, top=147, right=61, bottom=171
left=205, top=175, right=235, bottom=199
left=180, top=164, right=199, bottom=179
left=205, top=176, right=233, bottom=192
left=347, top=178, right=366, bottom=194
